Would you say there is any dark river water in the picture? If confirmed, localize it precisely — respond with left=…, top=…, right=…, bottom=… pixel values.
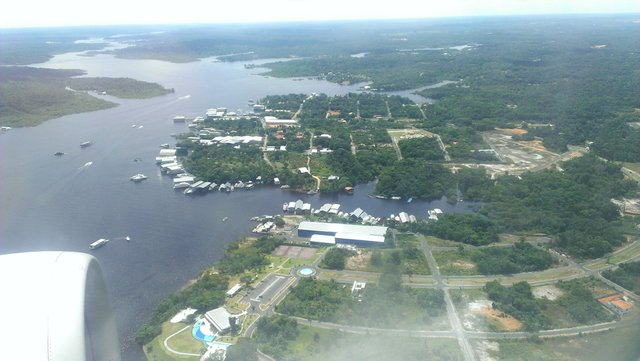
left=0, top=45, right=475, bottom=360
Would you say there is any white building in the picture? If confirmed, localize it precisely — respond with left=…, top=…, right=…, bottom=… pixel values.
left=205, top=307, right=234, bottom=333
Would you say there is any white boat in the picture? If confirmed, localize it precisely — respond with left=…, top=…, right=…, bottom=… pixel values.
left=222, top=217, right=229, bottom=222
left=130, top=174, right=148, bottom=182
left=90, top=238, right=109, bottom=250
left=173, top=182, right=191, bottom=189
left=160, top=143, right=170, bottom=148
left=80, top=141, right=92, bottom=148
left=183, top=187, right=195, bottom=195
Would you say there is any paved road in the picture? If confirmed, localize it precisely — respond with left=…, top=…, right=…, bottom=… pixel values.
left=418, top=233, right=476, bottom=361
left=242, top=233, right=638, bottom=359
left=433, top=133, right=452, bottom=162
left=546, top=243, right=640, bottom=301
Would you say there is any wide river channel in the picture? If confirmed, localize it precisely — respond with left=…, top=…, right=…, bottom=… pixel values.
left=0, top=42, right=475, bottom=360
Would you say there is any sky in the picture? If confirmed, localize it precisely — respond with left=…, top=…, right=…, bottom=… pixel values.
left=1, top=0, right=640, bottom=28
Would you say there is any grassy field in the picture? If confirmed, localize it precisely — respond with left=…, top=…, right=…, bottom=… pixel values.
left=484, top=322, right=640, bottom=361
left=584, top=242, right=640, bottom=271
left=346, top=248, right=432, bottom=275
left=432, top=250, right=479, bottom=276
left=425, top=236, right=464, bottom=248
left=445, top=266, right=584, bottom=287
left=144, top=322, right=202, bottom=361
left=283, top=325, right=464, bottom=361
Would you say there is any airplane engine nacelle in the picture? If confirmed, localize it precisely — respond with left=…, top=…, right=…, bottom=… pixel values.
left=0, top=252, right=120, bottom=361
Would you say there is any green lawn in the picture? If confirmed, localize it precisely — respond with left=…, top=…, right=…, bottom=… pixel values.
left=432, top=250, right=479, bottom=276
left=144, top=322, right=202, bottom=361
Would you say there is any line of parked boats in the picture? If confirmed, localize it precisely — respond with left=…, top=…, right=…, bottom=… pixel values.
left=155, top=145, right=260, bottom=195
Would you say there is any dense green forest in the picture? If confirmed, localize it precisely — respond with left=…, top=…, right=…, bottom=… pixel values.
left=0, top=27, right=111, bottom=65
left=375, top=159, right=457, bottom=200
left=428, top=213, right=499, bottom=246
left=0, top=66, right=172, bottom=127
left=0, top=67, right=116, bottom=127
left=464, top=155, right=637, bottom=258
left=399, top=137, right=445, bottom=161
left=66, top=77, right=172, bottom=98
left=181, top=143, right=276, bottom=184
left=470, top=241, right=556, bottom=274
left=602, top=261, right=640, bottom=294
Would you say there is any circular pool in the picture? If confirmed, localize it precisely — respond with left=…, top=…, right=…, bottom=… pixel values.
left=297, top=267, right=316, bottom=277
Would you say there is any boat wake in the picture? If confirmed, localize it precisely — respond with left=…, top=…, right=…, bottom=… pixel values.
left=79, top=161, right=93, bottom=169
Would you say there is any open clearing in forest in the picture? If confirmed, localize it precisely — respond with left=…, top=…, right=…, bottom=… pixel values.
left=462, top=299, right=522, bottom=332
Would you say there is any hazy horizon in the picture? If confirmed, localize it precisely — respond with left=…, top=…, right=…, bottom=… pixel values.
left=2, top=0, right=640, bottom=29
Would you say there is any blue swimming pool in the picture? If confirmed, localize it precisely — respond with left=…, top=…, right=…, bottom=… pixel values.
left=192, top=320, right=215, bottom=343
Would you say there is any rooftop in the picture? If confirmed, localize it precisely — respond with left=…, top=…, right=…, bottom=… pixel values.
left=205, top=306, right=232, bottom=332
left=298, top=221, right=388, bottom=237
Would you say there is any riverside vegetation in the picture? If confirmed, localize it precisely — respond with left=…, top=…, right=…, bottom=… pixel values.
left=0, top=66, right=172, bottom=127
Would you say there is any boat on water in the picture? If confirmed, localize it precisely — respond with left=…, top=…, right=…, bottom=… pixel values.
left=160, top=143, right=170, bottom=149
left=173, top=182, right=191, bottom=189
left=130, top=174, right=148, bottom=182
left=90, top=238, right=109, bottom=250
left=390, top=196, right=402, bottom=200
left=407, top=197, right=413, bottom=203
left=54, top=151, right=65, bottom=156
left=222, top=217, right=229, bottom=222
left=80, top=141, right=93, bottom=148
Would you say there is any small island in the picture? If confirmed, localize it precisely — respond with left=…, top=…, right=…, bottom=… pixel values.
left=0, top=66, right=173, bottom=127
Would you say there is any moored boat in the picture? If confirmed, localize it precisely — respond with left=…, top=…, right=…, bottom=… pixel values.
left=130, top=174, right=148, bottom=182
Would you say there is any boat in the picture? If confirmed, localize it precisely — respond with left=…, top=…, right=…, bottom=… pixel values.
left=130, top=174, right=148, bottom=182
left=173, top=182, right=191, bottom=189
left=391, top=196, right=401, bottom=200
left=222, top=217, right=229, bottom=222
left=54, top=152, right=65, bottom=156
left=407, top=197, right=413, bottom=203
left=183, top=187, right=195, bottom=195
left=80, top=141, right=92, bottom=148
left=160, top=143, right=170, bottom=149
left=90, top=238, right=109, bottom=250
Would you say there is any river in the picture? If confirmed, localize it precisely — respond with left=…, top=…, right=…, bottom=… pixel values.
left=0, top=42, right=475, bottom=360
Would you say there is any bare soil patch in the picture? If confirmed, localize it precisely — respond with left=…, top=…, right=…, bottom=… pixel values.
left=532, top=285, right=564, bottom=301
left=452, top=260, right=475, bottom=270
left=478, top=307, right=522, bottom=331
left=347, top=251, right=371, bottom=270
